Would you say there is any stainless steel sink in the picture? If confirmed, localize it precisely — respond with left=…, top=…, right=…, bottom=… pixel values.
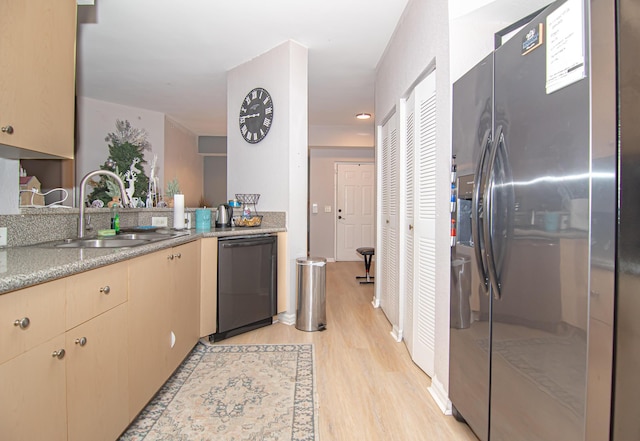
left=53, top=238, right=152, bottom=248
left=36, top=229, right=190, bottom=249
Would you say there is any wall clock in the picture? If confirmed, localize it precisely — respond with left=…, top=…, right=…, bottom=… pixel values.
left=239, top=87, right=273, bottom=143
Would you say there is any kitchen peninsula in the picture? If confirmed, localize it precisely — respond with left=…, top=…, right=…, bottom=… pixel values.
left=0, top=208, right=287, bottom=441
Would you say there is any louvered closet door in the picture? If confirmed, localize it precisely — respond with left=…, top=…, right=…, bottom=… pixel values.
left=403, top=92, right=416, bottom=354
left=380, top=113, right=400, bottom=335
left=412, top=71, right=437, bottom=377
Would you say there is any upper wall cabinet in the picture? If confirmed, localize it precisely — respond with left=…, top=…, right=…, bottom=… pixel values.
left=0, top=0, right=77, bottom=159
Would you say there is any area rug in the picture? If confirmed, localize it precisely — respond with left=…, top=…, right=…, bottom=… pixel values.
left=120, top=343, right=317, bottom=441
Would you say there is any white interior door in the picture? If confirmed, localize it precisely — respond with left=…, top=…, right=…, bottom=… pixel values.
left=402, top=92, right=416, bottom=355
left=380, top=114, right=400, bottom=337
left=412, top=70, right=437, bottom=377
left=336, top=163, right=375, bottom=261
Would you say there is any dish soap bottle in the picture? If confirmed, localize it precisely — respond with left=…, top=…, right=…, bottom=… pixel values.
left=110, top=204, right=120, bottom=233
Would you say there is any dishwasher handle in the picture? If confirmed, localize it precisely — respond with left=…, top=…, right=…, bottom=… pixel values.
left=220, top=237, right=275, bottom=248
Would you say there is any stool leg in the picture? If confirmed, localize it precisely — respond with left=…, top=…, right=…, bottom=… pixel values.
left=357, top=254, right=374, bottom=284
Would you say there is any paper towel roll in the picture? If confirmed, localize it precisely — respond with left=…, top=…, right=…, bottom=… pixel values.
left=173, top=194, right=185, bottom=229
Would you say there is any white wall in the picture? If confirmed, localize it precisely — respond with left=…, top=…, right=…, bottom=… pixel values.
left=309, top=147, right=375, bottom=259
left=0, top=158, right=19, bottom=214
left=227, top=40, right=309, bottom=318
left=375, top=0, right=453, bottom=411
left=76, top=97, right=165, bottom=205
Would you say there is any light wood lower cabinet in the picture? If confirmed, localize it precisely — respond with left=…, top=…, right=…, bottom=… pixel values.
left=200, top=237, right=218, bottom=337
left=66, top=303, right=129, bottom=441
left=128, top=248, right=173, bottom=417
left=169, top=241, right=200, bottom=369
left=0, top=334, right=67, bottom=441
left=128, top=241, right=201, bottom=419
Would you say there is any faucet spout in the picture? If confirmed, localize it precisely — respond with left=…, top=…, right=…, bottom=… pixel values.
left=78, top=170, right=131, bottom=238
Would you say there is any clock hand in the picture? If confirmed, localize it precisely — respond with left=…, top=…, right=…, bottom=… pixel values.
left=243, top=113, right=261, bottom=119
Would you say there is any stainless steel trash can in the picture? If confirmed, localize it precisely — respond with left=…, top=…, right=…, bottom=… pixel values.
left=450, top=257, right=471, bottom=329
left=295, top=257, right=327, bottom=331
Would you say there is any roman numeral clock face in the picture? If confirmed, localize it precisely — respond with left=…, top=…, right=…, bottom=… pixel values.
left=239, top=87, right=273, bottom=143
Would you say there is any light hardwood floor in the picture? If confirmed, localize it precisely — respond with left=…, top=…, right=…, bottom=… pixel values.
left=215, top=261, right=479, bottom=441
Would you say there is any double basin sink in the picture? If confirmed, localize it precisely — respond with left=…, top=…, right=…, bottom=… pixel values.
left=40, top=229, right=190, bottom=249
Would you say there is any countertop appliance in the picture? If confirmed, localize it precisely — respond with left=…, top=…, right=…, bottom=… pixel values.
left=215, top=203, right=232, bottom=227
left=212, top=234, right=277, bottom=341
left=449, top=0, right=619, bottom=439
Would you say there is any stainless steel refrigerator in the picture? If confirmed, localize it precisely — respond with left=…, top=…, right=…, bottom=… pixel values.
left=449, top=0, right=618, bottom=439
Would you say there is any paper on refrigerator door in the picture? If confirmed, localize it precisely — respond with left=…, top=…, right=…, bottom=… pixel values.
left=546, top=0, right=586, bottom=94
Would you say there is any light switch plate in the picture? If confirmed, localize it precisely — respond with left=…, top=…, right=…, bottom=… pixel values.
left=0, top=227, right=7, bottom=247
left=312, top=203, right=318, bottom=214
left=324, top=206, right=332, bottom=213
left=152, top=217, right=168, bottom=227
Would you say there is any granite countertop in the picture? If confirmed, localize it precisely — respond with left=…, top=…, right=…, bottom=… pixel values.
left=0, top=225, right=285, bottom=295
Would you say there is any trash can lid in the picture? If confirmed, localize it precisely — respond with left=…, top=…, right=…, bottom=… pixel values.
left=296, top=256, right=327, bottom=266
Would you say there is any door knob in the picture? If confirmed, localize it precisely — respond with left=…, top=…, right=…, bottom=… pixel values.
left=52, top=349, right=65, bottom=359
left=409, top=224, right=413, bottom=230
left=14, top=317, right=30, bottom=329
left=338, top=216, right=343, bottom=219
left=75, top=337, right=87, bottom=346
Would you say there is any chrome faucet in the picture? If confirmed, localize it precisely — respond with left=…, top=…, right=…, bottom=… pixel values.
left=78, top=170, right=131, bottom=238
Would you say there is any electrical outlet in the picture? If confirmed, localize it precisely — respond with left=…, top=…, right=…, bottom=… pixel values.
left=0, top=227, right=7, bottom=247
left=152, top=217, right=168, bottom=227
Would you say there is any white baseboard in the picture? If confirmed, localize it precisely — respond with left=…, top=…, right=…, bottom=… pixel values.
left=277, top=312, right=296, bottom=326
left=325, top=257, right=336, bottom=263
left=428, top=375, right=452, bottom=415
left=371, top=296, right=380, bottom=308
left=390, top=325, right=402, bottom=342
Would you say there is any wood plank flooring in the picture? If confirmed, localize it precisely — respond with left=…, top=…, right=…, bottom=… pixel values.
left=215, top=261, right=478, bottom=441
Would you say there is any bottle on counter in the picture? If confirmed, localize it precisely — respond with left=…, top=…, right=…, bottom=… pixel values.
left=111, top=204, right=120, bottom=233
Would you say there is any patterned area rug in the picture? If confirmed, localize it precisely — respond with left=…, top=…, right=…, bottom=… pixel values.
left=120, top=343, right=317, bottom=441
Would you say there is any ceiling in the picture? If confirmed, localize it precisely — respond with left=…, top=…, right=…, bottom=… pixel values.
left=76, top=0, right=410, bottom=146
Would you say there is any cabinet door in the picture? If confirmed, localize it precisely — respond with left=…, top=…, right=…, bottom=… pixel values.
left=0, top=278, right=66, bottom=364
left=277, top=232, right=288, bottom=314
left=169, top=241, right=201, bottom=370
left=0, top=0, right=76, bottom=158
left=0, top=334, right=67, bottom=441
left=66, top=304, right=129, bottom=441
left=200, top=237, right=217, bottom=337
left=127, top=249, right=172, bottom=418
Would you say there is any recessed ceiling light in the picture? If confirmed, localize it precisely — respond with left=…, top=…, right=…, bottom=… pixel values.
left=356, top=113, right=371, bottom=120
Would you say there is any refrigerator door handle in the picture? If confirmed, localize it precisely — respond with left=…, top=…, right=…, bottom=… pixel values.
left=483, top=125, right=504, bottom=300
left=472, top=128, right=492, bottom=294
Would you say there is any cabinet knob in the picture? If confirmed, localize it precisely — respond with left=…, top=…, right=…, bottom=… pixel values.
left=99, top=285, right=111, bottom=295
left=1, top=125, right=14, bottom=134
left=167, top=254, right=174, bottom=260
left=14, top=317, right=30, bottom=329
left=52, top=349, right=65, bottom=359
left=75, top=337, right=87, bottom=347
left=174, top=253, right=181, bottom=259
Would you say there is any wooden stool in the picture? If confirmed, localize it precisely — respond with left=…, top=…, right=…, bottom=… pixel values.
left=356, top=247, right=375, bottom=284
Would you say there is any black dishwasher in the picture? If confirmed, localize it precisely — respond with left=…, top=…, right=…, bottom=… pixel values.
left=212, top=234, right=277, bottom=341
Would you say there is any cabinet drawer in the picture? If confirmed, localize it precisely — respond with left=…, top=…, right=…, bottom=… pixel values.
left=66, top=262, right=128, bottom=329
left=0, top=279, right=66, bottom=364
